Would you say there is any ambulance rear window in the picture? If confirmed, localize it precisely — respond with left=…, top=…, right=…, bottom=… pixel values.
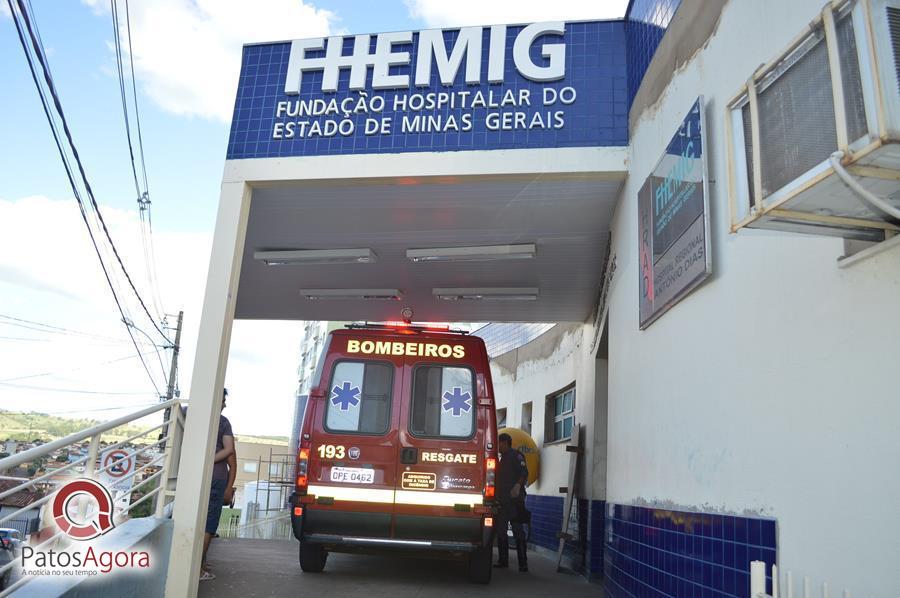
left=410, top=366, right=475, bottom=439
left=325, top=361, right=393, bottom=435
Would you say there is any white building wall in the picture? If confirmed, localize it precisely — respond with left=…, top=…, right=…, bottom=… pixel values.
left=490, top=323, right=605, bottom=500
left=296, top=320, right=330, bottom=397
left=605, top=0, right=900, bottom=595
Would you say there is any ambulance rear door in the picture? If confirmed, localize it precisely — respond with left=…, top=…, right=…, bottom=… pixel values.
left=394, top=344, right=485, bottom=543
left=305, top=342, right=402, bottom=539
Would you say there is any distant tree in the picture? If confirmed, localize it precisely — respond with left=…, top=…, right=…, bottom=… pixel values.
left=129, top=477, right=159, bottom=518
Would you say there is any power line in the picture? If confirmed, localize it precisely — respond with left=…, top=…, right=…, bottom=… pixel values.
left=0, top=381, right=153, bottom=395
left=0, top=336, right=50, bottom=343
left=0, top=313, right=147, bottom=345
left=7, top=0, right=164, bottom=395
left=0, top=320, right=151, bottom=347
left=0, top=351, right=158, bottom=383
left=111, top=0, right=167, bottom=323
left=12, top=0, right=170, bottom=347
left=110, top=0, right=142, bottom=203
left=22, top=402, right=159, bottom=416
left=122, top=318, right=169, bottom=383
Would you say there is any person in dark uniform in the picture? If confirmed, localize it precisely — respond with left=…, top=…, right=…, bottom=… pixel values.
left=494, top=432, right=529, bottom=572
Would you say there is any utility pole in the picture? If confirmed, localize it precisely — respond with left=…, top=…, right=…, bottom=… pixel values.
left=164, top=311, right=184, bottom=407
left=155, top=311, right=183, bottom=517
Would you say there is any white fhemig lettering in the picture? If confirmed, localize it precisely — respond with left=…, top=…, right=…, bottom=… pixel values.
left=487, top=25, right=507, bottom=83
left=283, top=22, right=567, bottom=95
left=415, top=27, right=482, bottom=87
left=512, top=22, right=566, bottom=82
left=285, top=35, right=376, bottom=94
left=373, top=31, right=413, bottom=89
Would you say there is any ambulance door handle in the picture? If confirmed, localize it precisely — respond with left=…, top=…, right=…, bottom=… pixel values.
left=400, top=447, right=418, bottom=464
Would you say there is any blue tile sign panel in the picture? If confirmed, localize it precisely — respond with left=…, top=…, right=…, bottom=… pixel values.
left=638, top=97, right=712, bottom=329
left=226, top=21, right=628, bottom=159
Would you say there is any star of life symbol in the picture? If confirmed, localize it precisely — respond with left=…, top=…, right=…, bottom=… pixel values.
left=441, top=387, right=471, bottom=417
left=331, top=382, right=361, bottom=411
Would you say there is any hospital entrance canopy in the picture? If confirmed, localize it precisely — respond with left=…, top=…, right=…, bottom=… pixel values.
left=224, top=20, right=629, bottom=323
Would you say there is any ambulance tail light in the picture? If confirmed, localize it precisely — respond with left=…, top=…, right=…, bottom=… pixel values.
left=484, top=457, right=497, bottom=501
left=297, top=448, right=310, bottom=495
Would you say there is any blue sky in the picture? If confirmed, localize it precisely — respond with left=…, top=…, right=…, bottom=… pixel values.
left=0, top=0, right=626, bottom=435
left=0, top=1, right=427, bottom=231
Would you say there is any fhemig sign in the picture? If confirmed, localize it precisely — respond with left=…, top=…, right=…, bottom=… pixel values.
left=227, top=21, right=627, bottom=159
left=284, top=23, right=567, bottom=93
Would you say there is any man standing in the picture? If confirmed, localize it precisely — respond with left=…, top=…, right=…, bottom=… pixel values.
left=494, top=432, right=529, bottom=572
left=200, top=388, right=237, bottom=581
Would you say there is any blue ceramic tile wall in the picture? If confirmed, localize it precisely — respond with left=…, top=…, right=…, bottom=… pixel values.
left=571, top=498, right=589, bottom=572
left=604, top=504, right=777, bottom=598
left=525, top=494, right=563, bottom=551
left=227, top=22, right=628, bottom=160
left=590, top=499, right=606, bottom=576
left=524, top=495, right=606, bottom=576
left=625, top=0, right=682, bottom=103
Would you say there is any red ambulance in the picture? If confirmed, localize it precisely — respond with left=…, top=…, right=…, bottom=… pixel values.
left=290, top=323, right=499, bottom=583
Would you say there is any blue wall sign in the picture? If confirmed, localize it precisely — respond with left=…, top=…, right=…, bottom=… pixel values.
left=226, top=21, right=627, bottom=159
left=638, top=97, right=711, bottom=329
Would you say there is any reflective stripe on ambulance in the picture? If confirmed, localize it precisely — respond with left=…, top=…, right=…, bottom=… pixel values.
left=307, top=484, right=482, bottom=507
left=394, top=490, right=482, bottom=507
left=307, top=485, right=394, bottom=504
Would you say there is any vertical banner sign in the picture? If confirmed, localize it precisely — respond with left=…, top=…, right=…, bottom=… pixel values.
left=638, top=97, right=711, bottom=328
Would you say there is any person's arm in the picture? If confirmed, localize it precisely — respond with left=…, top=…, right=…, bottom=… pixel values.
left=214, top=434, right=234, bottom=463
left=510, top=452, right=528, bottom=498
left=224, top=448, right=237, bottom=505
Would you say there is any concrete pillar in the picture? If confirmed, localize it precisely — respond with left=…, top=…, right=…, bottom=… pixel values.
left=165, top=182, right=251, bottom=597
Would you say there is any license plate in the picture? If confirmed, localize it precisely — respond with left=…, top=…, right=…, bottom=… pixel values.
left=330, top=466, right=374, bottom=484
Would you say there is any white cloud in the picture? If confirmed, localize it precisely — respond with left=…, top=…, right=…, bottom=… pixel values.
left=404, top=0, right=629, bottom=28
left=86, top=0, right=336, bottom=122
left=0, top=196, right=303, bottom=436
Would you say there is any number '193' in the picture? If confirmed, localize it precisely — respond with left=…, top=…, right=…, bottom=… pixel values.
left=317, top=444, right=345, bottom=459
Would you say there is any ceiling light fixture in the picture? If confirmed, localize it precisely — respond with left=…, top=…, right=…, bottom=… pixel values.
left=300, top=289, right=403, bottom=301
left=433, top=287, right=539, bottom=301
left=254, top=248, right=376, bottom=266
left=407, top=244, right=535, bottom=263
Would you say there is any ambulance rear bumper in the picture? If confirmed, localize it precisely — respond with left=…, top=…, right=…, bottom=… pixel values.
left=290, top=493, right=494, bottom=551
left=302, top=533, right=481, bottom=553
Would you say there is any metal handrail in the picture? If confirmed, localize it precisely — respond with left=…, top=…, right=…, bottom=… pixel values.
left=0, top=442, right=168, bottom=528
left=0, top=399, right=178, bottom=471
left=0, top=399, right=185, bottom=597
left=0, top=417, right=170, bottom=502
left=0, top=453, right=91, bottom=500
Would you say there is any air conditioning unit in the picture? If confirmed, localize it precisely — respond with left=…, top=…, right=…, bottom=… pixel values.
left=726, top=0, right=900, bottom=242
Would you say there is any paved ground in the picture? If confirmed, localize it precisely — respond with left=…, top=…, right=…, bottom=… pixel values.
left=199, top=539, right=604, bottom=598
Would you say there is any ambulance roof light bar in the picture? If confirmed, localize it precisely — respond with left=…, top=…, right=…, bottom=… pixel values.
left=407, top=244, right=535, bottom=263
left=346, top=322, right=469, bottom=335
left=255, top=248, right=376, bottom=265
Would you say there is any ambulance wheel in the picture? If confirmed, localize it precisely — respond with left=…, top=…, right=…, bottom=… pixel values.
left=467, top=545, right=493, bottom=584
left=299, top=542, right=327, bottom=572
